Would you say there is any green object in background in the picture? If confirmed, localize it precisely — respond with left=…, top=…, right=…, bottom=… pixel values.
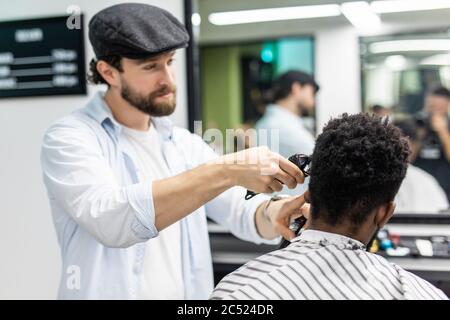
left=260, top=41, right=276, bottom=63
left=200, top=46, right=242, bottom=135
left=260, top=38, right=314, bottom=76
left=275, top=38, right=314, bottom=76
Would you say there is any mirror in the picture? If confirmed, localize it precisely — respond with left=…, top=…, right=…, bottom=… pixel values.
left=194, top=1, right=450, bottom=295
left=361, top=29, right=450, bottom=214
left=199, top=37, right=316, bottom=153
left=361, top=29, right=450, bottom=115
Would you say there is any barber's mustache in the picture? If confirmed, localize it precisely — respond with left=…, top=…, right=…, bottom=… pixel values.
left=152, top=85, right=176, bottom=97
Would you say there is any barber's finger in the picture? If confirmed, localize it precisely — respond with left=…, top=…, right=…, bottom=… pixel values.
left=269, top=179, right=283, bottom=192
left=277, top=156, right=305, bottom=184
left=273, top=170, right=297, bottom=189
left=285, top=193, right=306, bottom=211
left=273, top=220, right=296, bottom=241
left=300, top=203, right=311, bottom=220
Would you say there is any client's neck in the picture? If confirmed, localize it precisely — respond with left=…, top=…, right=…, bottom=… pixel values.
left=308, top=219, right=373, bottom=245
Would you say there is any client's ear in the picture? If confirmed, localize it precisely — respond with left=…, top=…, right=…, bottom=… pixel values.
left=374, top=201, right=396, bottom=229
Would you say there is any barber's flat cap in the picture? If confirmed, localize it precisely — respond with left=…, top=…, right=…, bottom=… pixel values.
left=89, top=3, right=189, bottom=59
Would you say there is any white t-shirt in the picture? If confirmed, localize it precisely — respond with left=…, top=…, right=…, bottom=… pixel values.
left=122, top=123, right=184, bottom=299
left=395, top=165, right=449, bottom=213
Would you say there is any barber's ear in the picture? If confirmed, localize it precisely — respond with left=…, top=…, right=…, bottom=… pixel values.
left=96, top=60, right=121, bottom=88
left=374, top=201, right=395, bottom=229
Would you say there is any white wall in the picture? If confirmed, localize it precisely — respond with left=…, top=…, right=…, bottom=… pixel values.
left=0, top=0, right=187, bottom=299
left=315, top=26, right=361, bottom=131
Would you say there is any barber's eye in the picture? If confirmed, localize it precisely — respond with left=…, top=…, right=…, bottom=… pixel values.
left=168, top=58, right=175, bottom=65
left=143, top=64, right=156, bottom=70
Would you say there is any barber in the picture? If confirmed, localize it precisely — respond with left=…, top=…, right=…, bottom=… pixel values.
left=40, top=3, right=306, bottom=300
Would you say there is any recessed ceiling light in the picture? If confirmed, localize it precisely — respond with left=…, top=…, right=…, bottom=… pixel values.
left=341, top=2, right=381, bottom=34
left=371, top=0, right=450, bottom=14
left=208, top=4, right=341, bottom=26
left=370, top=39, right=450, bottom=53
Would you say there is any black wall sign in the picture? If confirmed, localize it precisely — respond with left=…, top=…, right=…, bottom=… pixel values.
left=0, top=15, right=86, bottom=98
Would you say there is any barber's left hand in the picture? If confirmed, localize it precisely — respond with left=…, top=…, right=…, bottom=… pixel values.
left=265, top=192, right=311, bottom=241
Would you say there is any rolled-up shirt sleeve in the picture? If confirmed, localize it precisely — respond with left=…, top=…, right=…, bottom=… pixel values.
left=41, top=120, right=158, bottom=248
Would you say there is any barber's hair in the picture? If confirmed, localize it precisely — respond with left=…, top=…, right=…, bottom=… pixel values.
left=429, top=86, right=450, bottom=100
left=309, top=113, right=410, bottom=228
left=87, top=55, right=123, bottom=85
left=371, top=104, right=385, bottom=113
left=269, top=70, right=319, bottom=103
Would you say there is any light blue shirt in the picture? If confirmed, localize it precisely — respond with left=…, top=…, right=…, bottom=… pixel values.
left=256, top=104, right=315, bottom=196
left=40, top=91, right=274, bottom=299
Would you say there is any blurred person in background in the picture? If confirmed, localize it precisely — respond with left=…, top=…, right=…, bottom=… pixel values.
left=370, top=104, right=391, bottom=118
left=394, top=119, right=449, bottom=213
left=413, top=86, right=450, bottom=202
left=256, top=70, right=319, bottom=196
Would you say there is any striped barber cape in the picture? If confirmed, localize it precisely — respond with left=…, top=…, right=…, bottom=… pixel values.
left=211, top=230, right=448, bottom=300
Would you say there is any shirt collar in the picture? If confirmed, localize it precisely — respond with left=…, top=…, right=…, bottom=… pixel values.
left=291, top=229, right=366, bottom=250
left=85, top=91, right=174, bottom=141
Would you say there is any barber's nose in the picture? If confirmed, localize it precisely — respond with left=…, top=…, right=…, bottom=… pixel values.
left=159, top=66, right=175, bottom=87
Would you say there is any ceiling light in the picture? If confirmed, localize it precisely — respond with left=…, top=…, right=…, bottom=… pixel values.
left=371, top=0, right=450, bottom=14
left=370, top=39, right=450, bottom=53
left=191, top=13, right=201, bottom=26
left=341, top=1, right=381, bottom=33
left=385, top=55, right=407, bottom=70
left=208, top=4, right=341, bottom=26
left=420, top=53, right=450, bottom=66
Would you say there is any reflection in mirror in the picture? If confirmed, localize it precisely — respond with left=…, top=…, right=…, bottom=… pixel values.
left=361, top=29, right=450, bottom=214
left=200, top=37, right=315, bottom=154
left=194, top=1, right=450, bottom=298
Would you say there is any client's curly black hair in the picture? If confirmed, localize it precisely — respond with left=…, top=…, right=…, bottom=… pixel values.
left=309, top=113, right=410, bottom=229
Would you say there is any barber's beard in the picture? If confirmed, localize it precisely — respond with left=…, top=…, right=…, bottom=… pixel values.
left=120, top=79, right=176, bottom=117
left=298, top=103, right=313, bottom=117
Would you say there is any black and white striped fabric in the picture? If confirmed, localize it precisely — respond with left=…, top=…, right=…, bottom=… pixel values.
left=211, top=230, right=448, bottom=300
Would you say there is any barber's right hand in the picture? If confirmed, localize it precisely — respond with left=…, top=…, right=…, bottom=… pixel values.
left=431, top=114, right=449, bottom=135
left=220, top=146, right=305, bottom=193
